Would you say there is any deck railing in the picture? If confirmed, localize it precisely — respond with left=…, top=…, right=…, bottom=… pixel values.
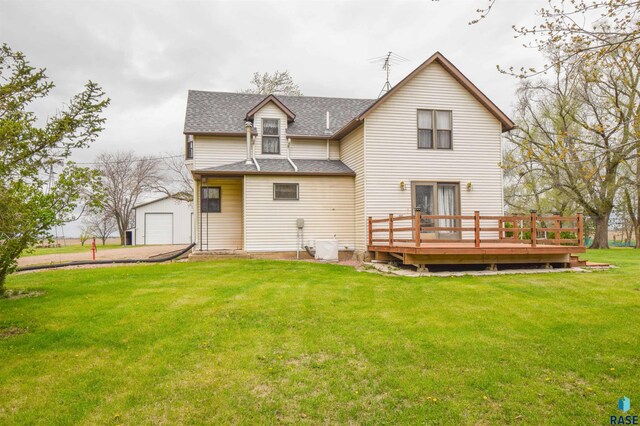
left=368, top=211, right=584, bottom=248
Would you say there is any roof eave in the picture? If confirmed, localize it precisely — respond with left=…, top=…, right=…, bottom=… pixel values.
left=192, top=170, right=355, bottom=177
left=245, top=94, right=296, bottom=122
left=356, top=52, right=515, bottom=133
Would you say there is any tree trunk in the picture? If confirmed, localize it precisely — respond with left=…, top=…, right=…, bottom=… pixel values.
left=590, top=214, right=610, bottom=249
left=635, top=223, right=640, bottom=249
left=0, top=272, right=5, bottom=296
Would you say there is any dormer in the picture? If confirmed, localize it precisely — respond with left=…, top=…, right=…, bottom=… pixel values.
left=246, top=95, right=295, bottom=158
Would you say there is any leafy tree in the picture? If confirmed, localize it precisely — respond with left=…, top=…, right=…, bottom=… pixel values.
left=472, top=0, right=640, bottom=78
left=0, top=44, right=108, bottom=291
left=241, top=70, right=303, bottom=96
left=505, top=44, right=640, bottom=248
left=78, top=225, right=92, bottom=246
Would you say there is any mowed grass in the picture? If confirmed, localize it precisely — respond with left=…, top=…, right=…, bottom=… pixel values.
left=1, top=250, right=639, bottom=424
left=21, top=244, right=125, bottom=257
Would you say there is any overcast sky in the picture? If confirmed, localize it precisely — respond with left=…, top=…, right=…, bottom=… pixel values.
left=1, top=0, right=545, bottom=235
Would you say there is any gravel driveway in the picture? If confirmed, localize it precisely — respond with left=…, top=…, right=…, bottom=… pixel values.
left=18, top=245, right=189, bottom=267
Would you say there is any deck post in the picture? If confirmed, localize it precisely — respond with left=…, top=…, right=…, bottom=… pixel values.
left=530, top=210, right=537, bottom=248
left=368, top=216, right=372, bottom=246
left=388, top=214, right=394, bottom=247
left=474, top=210, right=480, bottom=248
left=414, top=207, right=421, bottom=248
left=577, top=212, right=584, bottom=246
left=554, top=212, right=561, bottom=245
left=498, top=218, right=503, bottom=240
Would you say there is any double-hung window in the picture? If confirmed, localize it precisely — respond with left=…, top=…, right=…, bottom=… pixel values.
left=262, top=118, right=280, bottom=154
left=417, top=110, right=452, bottom=149
left=201, top=186, right=221, bottom=213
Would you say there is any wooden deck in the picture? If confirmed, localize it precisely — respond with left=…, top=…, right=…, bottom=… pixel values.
left=368, top=211, right=586, bottom=268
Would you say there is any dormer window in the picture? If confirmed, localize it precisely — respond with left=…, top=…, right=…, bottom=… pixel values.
left=262, top=118, right=280, bottom=154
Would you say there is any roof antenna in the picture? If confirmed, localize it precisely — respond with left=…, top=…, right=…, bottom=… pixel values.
left=369, top=51, right=408, bottom=98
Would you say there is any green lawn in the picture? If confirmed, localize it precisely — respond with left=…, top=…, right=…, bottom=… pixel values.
left=21, top=243, right=125, bottom=257
left=1, top=250, right=638, bottom=424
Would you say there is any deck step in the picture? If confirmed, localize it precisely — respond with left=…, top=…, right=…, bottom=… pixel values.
left=569, top=255, right=589, bottom=267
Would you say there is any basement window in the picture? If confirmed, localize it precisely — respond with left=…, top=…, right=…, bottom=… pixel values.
left=201, top=186, right=221, bottom=212
left=273, top=183, right=299, bottom=200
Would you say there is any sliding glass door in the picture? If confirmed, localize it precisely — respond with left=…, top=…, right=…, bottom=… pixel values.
left=412, top=182, right=460, bottom=239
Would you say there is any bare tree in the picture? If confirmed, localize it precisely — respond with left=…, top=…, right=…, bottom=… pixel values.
left=241, top=70, right=303, bottom=96
left=84, top=210, right=117, bottom=245
left=152, top=154, right=194, bottom=202
left=96, top=151, right=161, bottom=245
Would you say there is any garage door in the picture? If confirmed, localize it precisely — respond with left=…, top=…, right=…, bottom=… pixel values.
left=145, top=213, right=173, bottom=245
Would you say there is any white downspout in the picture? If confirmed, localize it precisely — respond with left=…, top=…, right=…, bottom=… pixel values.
left=251, top=135, right=261, bottom=171
left=287, top=138, right=298, bottom=172
left=244, top=121, right=253, bottom=165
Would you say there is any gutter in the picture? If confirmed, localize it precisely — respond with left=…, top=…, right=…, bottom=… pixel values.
left=251, top=136, right=261, bottom=171
left=286, top=138, right=298, bottom=172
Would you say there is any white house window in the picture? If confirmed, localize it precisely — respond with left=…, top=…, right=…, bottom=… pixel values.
left=262, top=118, right=280, bottom=154
left=273, top=183, right=298, bottom=200
left=436, top=111, right=452, bottom=149
left=185, top=135, right=194, bottom=159
left=417, top=110, right=433, bottom=148
left=417, top=110, right=452, bottom=149
left=201, top=186, right=221, bottom=212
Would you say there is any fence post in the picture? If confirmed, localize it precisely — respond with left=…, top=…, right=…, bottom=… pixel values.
left=414, top=207, right=421, bottom=248
left=388, top=214, right=394, bottom=247
left=474, top=210, right=480, bottom=248
left=530, top=210, right=537, bottom=248
left=577, top=212, right=584, bottom=246
left=368, top=216, right=373, bottom=246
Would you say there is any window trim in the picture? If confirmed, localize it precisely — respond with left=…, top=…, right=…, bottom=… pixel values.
left=262, top=118, right=281, bottom=154
left=200, top=186, right=221, bottom=213
left=273, top=183, right=299, bottom=201
left=416, top=109, right=453, bottom=150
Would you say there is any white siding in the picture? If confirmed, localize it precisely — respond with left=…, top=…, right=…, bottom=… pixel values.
left=244, top=175, right=355, bottom=252
left=289, top=139, right=340, bottom=160
left=193, top=136, right=246, bottom=170
left=339, top=126, right=366, bottom=250
left=135, top=197, right=194, bottom=245
left=329, top=141, right=340, bottom=160
left=194, top=178, right=243, bottom=250
left=254, top=103, right=289, bottom=159
left=364, top=61, right=503, bottom=244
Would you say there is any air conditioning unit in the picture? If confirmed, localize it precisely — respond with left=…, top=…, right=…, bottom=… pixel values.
left=315, top=239, right=339, bottom=262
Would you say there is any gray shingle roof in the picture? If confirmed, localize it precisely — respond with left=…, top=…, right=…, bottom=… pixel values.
left=195, top=159, right=355, bottom=176
left=184, top=91, right=375, bottom=137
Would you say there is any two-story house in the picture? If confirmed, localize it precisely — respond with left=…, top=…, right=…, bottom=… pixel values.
left=183, top=52, right=517, bottom=260
left=184, top=53, right=584, bottom=267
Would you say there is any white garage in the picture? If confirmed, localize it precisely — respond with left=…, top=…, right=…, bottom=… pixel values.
left=133, top=197, right=194, bottom=245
